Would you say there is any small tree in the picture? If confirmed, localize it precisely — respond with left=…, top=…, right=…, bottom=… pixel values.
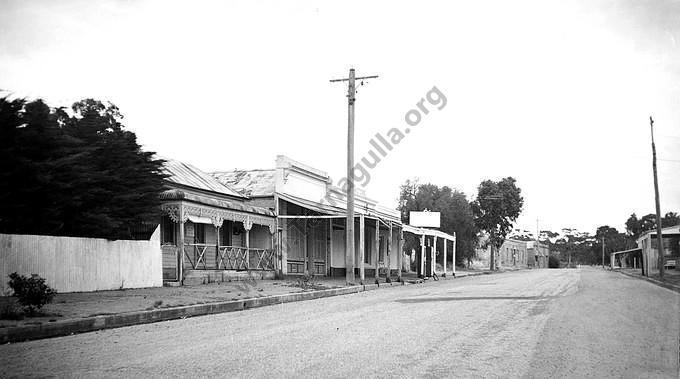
left=7, top=272, right=57, bottom=315
left=471, top=177, right=524, bottom=271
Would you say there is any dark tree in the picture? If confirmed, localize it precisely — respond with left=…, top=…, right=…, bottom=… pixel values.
left=625, top=214, right=642, bottom=240
left=471, top=177, right=524, bottom=271
left=625, top=212, right=679, bottom=241
left=0, top=97, right=166, bottom=239
left=662, top=212, right=679, bottom=228
left=592, top=226, right=629, bottom=266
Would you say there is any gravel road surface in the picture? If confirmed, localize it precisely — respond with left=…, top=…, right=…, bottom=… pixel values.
left=1, top=267, right=678, bottom=378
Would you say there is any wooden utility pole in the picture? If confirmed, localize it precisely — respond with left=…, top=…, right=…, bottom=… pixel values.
left=601, top=236, right=605, bottom=269
left=330, top=69, right=378, bottom=285
left=650, top=116, right=664, bottom=279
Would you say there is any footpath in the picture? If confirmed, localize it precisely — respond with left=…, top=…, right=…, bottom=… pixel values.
left=615, top=267, right=680, bottom=293
left=0, top=269, right=497, bottom=344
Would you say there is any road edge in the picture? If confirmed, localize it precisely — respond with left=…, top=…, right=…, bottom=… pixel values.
left=1, top=270, right=501, bottom=344
left=1, top=281, right=404, bottom=344
left=615, top=269, right=680, bottom=293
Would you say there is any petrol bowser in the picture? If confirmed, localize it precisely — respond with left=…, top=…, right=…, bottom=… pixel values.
left=416, top=235, right=435, bottom=278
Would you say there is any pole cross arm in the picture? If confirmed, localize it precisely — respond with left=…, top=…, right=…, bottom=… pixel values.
left=329, top=75, right=379, bottom=82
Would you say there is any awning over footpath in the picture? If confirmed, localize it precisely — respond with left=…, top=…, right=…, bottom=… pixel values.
left=277, top=192, right=401, bottom=225
left=277, top=192, right=344, bottom=216
left=403, top=224, right=456, bottom=241
left=610, top=248, right=642, bottom=256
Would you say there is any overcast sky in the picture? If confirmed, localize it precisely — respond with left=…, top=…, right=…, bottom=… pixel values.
left=1, top=0, right=678, bottom=234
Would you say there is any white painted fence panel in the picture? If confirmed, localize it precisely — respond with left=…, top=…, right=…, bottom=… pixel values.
left=0, top=227, right=162, bottom=294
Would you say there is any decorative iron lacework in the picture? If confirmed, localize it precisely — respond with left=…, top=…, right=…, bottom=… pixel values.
left=161, top=202, right=276, bottom=233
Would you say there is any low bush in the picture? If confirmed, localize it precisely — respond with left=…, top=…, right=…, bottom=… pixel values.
left=7, top=272, right=57, bottom=315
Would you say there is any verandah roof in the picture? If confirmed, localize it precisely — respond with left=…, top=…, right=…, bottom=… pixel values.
left=277, top=192, right=401, bottom=225
left=160, top=189, right=274, bottom=217
left=403, top=224, right=456, bottom=241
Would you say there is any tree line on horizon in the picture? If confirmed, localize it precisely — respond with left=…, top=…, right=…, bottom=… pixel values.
left=397, top=176, right=679, bottom=268
left=545, top=212, right=679, bottom=266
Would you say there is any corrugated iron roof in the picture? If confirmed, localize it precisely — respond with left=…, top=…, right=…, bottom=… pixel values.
left=211, top=169, right=276, bottom=197
left=162, top=159, right=245, bottom=199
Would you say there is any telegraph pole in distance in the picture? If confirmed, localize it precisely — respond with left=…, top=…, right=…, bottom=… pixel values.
left=650, top=116, right=664, bottom=279
left=601, top=236, right=605, bottom=270
left=330, top=68, right=378, bottom=285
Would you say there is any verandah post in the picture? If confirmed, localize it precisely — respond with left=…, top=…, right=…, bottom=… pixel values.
left=216, top=225, right=220, bottom=270
left=386, top=222, right=392, bottom=282
left=244, top=218, right=252, bottom=270
left=453, top=233, right=457, bottom=276
left=305, top=218, right=312, bottom=275
left=397, top=227, right=403, bottom=281
left=177, top=207, right=185, bottom=284
left=375, top=219, right=380, bottom=280
left=359, top=214, right=365, bottom=283
left=328, top=218, right=333, bottom=276
left=432, top=235, right=437, bottom=276
left=420, top=234, right=425, bottom=278
left=443, top=238, right=447, bottom=277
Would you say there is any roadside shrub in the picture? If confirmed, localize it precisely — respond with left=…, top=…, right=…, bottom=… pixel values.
left=548, top=256, right=560, bottom=269
left=0, top=298, right=24, bottom=320
left=7, top=272, right=57, bottom=315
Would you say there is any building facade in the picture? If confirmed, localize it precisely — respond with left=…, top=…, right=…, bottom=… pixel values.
left=159, top=159, right=277, bottom=283
left=474, top=235, right=542, bottom=270
left=498, top=239, right=529, bottom=269
left=213, top=155, right=403, bottom=279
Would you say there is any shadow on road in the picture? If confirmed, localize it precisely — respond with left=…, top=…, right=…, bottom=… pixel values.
left=396, top=295, right=557, bottom=303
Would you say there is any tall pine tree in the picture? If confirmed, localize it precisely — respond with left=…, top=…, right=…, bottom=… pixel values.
left=0, top=97, right=166, bottom=239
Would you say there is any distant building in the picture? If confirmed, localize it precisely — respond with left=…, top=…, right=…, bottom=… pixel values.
left=473, top=234, right=547, bottom=269
left=498, top=239, right=528, bottom=269
left=636, top=224, right=680, bottom=276
left=527, top=241, right=549, bottom=268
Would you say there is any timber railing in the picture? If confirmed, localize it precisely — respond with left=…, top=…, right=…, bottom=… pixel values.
left=183, top=244, right=275, bottom=271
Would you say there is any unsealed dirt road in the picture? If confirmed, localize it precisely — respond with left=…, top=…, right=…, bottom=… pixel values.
left=1, top=268, right=678, bottom=378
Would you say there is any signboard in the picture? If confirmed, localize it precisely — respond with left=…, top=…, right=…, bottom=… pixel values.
left=409, top=211, right=440, bottom=228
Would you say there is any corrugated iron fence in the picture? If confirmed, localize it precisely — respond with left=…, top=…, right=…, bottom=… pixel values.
left=0, top=227, right=162, bottom=294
